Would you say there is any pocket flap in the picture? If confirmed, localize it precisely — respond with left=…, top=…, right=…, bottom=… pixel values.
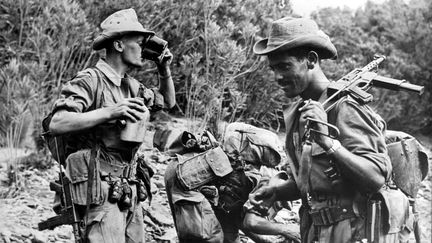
left=205, top=147, right=233, bottom=177
left=376, top=187, right=410, bottom=234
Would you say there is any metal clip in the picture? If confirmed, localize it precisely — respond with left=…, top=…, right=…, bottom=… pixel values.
left=304, top=118, right=340, bottom=140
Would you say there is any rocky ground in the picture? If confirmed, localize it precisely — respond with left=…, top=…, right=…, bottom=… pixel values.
left=0, top=125, right=431, bottom=243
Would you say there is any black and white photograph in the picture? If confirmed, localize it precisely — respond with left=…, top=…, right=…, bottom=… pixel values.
left=0, top=0, right=430, bottom=242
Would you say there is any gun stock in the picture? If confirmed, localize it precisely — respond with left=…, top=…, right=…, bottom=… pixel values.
left=49, top=181, right=62, bottom=193
left=39, top=171, right=83, bottom=242
left=38, top=210, right=77, bottom=230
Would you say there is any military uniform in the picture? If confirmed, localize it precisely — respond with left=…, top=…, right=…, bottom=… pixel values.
left=52, top=59, right=165, bottom=243
left=162, top=123, right=284, bottom=243
left=164, top=156, right=224, bottom=243
left=284, top=91, right=392, bottom=243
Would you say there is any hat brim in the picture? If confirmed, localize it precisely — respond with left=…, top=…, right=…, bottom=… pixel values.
left=253, top=36, right=337, bottom=60
left=93, top=30, right=155, bottom=50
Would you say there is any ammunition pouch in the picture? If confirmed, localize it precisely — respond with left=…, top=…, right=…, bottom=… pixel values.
left=309, top=206, right=356, bottom=226
left=66, top=148, right=139, bottom=206
left=366, top=186, right=411, bottom=243
left=370, top=186, right=410, bottom=235
left=99, top=159, right=136, bottom=179
left=176, top=146, right=233, bottom=191
left=136, top=154, right=154, bottom=202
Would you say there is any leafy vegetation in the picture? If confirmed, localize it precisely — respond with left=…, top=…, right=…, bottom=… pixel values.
left=1, top=0, right=431, bottom=152
left=314, top=0, right=432, bottom=132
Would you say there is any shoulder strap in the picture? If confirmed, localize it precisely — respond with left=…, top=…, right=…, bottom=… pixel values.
left=85, top=67, right=105, bottom=110
left=283, top=101, right=303, bottom=184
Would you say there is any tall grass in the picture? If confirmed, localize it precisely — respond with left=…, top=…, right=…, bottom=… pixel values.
left=0, top=0, right=95, bottom=191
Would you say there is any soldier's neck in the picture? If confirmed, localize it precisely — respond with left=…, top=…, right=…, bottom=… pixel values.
left=300, top=72, right=329, bottom=101
left=104, top=55, right=128, bottom=78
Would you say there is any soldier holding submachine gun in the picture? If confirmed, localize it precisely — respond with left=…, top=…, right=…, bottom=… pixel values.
left=249, top=17, right=427, bottom=243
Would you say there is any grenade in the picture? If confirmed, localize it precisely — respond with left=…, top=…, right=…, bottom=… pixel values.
left=108, top=179, right=123, bottom=203
left=137, top=180, right=148, bottom=202
left=118, top=180, right=132, bottom=211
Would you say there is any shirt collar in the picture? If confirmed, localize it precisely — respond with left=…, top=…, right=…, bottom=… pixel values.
left=95, top=59, right=123, bottom=86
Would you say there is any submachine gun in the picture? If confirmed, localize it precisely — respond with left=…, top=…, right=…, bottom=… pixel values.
left=304, top=55, right=425, bottom=243
left=305, top=54, right=424, bottom=139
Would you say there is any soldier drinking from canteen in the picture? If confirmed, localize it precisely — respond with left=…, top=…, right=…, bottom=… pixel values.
left=47, top=8, right=175, bottom=243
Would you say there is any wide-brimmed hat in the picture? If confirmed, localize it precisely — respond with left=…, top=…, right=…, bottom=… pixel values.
left=93, top=8, right=155, bottom=50
left=253, top=17, right=337, bottom=59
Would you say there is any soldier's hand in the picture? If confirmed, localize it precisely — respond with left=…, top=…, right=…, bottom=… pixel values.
left=108, top=98, right=149, bottom=122
left=157, top=48, right=173, bottom=67
left=281, top=224, right=301, bottom=243
left=299, top=99, right=332, bottom=149
left=248, top=185, right=275, bottom=206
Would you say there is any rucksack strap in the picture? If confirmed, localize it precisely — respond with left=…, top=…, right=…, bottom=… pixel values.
left=82, top=68, right=104, bottom=218
left=85, top=67, right=105, bottom=110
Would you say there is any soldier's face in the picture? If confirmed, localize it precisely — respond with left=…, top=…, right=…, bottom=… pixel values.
left=268, top=52, right=309, bottom=98
left=120, top=35, right=147, bottom=68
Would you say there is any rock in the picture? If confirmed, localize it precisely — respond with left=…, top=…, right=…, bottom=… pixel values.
left=144, top=215, right=162, bottom=235
left=153, top=179, right=165, bottom=189
left=154, top=228, right=178, bottom=243
left=47, top=235, right=56, bottom=242
left=55, top=227, right=72, bottom=240
left=150, top=182, right=159, bottom=194
left=0, top=231, right=12, bottom=243
left=148, top=204, right=174, bottom=227
left=31, top=231, right=48, bottom=243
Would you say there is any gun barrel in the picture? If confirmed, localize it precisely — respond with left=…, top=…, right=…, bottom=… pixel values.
left=372, top=75, right=424, bottom=95
left=400, top=82, right=424, bottom=95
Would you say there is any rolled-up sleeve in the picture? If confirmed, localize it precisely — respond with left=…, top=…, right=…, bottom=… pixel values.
left=335, top=99, right=392, bottom=179
left=53, top=73, right=95, bottom=113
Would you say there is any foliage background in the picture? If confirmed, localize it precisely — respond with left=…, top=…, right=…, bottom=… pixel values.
left=0, top=0, right=431, bottom=151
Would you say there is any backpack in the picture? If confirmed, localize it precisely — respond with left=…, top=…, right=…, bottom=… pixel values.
left=222, top=122, right=284, bottom=168
left=41, top=68, right=105, bottom=165
left=385, top=130, right=429, bottom=199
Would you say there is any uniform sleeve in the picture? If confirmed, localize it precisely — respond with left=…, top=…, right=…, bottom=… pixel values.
left=141, top=86, right=164, bottom=111
left=334, top=99, right=392, bottom=179
left=52, top=72, right=96, bottom=113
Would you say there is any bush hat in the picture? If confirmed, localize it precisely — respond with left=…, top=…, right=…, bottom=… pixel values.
left=253, top=17, right=337, bottom=59
left=93, top=8, right=155, bottom=50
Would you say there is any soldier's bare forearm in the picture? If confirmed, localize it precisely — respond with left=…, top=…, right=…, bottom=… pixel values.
left=329, top=143, right=386, bottom=193
left=243, top=213, right=298, bottom=238
left=158, top=67, right=176, bottom=108
left=49, top=109, right=112, bottom=135
left=275, top=179, right=301, bottom=201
